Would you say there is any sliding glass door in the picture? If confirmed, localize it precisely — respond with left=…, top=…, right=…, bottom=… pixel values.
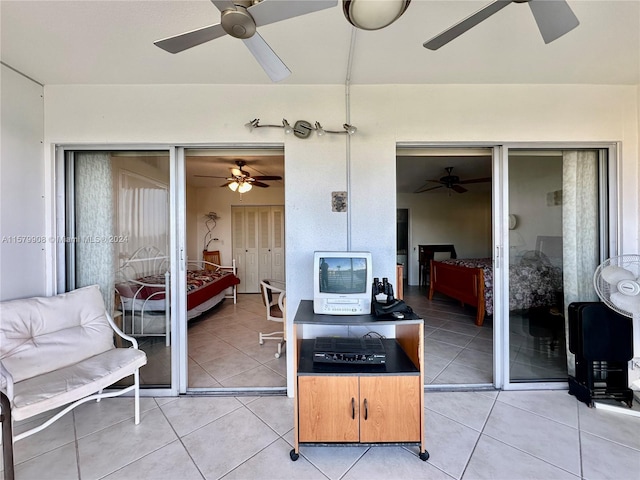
left=62, top=149, right=174, bottom=390
left=504, top=148, right=612, bottom=385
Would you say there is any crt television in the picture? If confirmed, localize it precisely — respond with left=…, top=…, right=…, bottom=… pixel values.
left=313, top=251, right=373, bottom=315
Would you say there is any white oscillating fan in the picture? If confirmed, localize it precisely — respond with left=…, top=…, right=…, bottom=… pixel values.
left=593, top=254, right=640, bottom=414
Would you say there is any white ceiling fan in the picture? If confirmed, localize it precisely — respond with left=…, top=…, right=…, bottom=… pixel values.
left=424, top=0, right=580, bottom=51
left=154, top=0, right=337, bottom=82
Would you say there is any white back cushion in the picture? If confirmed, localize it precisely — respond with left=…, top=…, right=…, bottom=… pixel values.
left=0, top=285, right=115, bottom=382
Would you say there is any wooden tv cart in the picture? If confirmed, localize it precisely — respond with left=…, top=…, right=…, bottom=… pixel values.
left=290, top=300, right=428, bottom=461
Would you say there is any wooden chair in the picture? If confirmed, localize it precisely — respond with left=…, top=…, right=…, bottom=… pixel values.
left=259, top=280, right=286, bottom=358
left=202, top=250, right=221, bottom=271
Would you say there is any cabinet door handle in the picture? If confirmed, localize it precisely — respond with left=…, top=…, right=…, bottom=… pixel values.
left=363, top=398, right=368, bottom=421
left=351, top=397, right=355, bottom=419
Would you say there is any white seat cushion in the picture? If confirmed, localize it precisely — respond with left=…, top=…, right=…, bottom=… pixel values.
left=11, top=347, right=146, bottom=421
left=1, top=285, right=116, bottom=382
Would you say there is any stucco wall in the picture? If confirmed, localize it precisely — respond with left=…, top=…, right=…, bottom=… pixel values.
left=0, top=65, right=45, bottom=300
left=40, top=83, right=640, bottom=393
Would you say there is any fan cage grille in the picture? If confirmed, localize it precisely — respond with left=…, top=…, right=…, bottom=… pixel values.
left=593, top=255, right=640, bottom=318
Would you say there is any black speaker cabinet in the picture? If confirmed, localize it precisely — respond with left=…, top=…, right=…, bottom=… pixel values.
left=568, top=302, right=634, bottom=407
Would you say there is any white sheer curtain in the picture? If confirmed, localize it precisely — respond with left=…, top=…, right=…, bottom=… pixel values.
left=74, top=152, right=115, bottom=313
left=118, top=171, right=169, bottom=269
left=562, top=150, right=600, bottom=374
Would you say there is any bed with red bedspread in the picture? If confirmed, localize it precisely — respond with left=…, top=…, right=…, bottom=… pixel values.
left=114, top=246, right=240, bottom=342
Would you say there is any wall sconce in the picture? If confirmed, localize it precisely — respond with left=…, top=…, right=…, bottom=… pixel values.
left=245, top=118, right=357, bottom=139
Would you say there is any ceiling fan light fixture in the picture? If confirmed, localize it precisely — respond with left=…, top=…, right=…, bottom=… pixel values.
left=315, top=122, right=326, bottom=136
left=237, top=181, right=253, bottom=193
left=343, top=0, right=410, bottom=30
left=228, top=181, right=240, bottom=192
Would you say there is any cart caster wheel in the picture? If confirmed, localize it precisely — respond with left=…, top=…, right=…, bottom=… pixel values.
left=275, top=352, right=281, bottom=358
left=290, top=449, right=299, bottom=461
left=419, top=451, right=430, bottom=461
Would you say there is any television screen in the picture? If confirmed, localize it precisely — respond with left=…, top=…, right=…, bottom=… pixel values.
left=318, top=256, right=368, bottom=294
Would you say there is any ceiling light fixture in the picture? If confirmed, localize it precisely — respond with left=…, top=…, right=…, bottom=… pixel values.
left=237, top=181, right=252, bottom=193
left=245, top=118, right=358, bottom=139
left=227, top=178, right=253, bottom=193
left=342, top=0, right=411, bottom=30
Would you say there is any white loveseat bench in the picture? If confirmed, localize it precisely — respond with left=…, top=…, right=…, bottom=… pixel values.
left=0, top=285, right=147, bottom=444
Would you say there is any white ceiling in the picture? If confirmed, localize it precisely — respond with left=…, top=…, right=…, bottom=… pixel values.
left=3, top=1, right=637, bottom=193
left=2, top=0, right=638, bottom=86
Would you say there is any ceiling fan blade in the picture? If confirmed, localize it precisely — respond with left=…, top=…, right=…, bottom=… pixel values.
left=414, top=185, right=444, bottom=194
left=154, top=23, right=227, bottom=53
left=528, top=0, right=579, bottom=44
left=242, top=33, right=291, bottom=82
left=210, top=0, right=237, bottom=12
left=423, top=0, right=513, bottom=50
left=458, top=177, right=492, bottom=185
left=451, top=185, right=468, bottom=194
left=195, top=174, right=231, bottom=179
left=230, top=167, right=243, bottom=176
left=248, top=0, right=338, bottom=27
left=251, top=181, right=270, bottom=188
left=252, top=175, right=282, bottom=181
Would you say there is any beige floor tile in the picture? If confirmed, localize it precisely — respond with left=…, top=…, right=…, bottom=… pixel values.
left=435, top=361, right=493, bottom=384
left=12, top=412, right=76, bottom=465
left=496, top=390, right=579, bottom=428
left=102, top=440, right=203, bottom=480
left=424, top=409, right=482, bottom=478
left=181, top=407, right=278, bottom=479
left=463, top=435, right=579, bottom=480
left=483, top=401, right=581, bottom=475
left=292, top=443, right=368, bottom=480
left=222, top=438, right=328, bottom=480
left=425, top=390, right=496, bottom=431
left=160, top=395, right=242, bottom=437
left=342, top=446, right=449, bottom=480
left=199, top=349, right=261, bottom=381
left=77, top=407, right=177, bottom=479
left=580, top=431, right=640, bottom=480
left=244, top=395, right=294, bottom=435
left=577, top=401, right=640, bottom=450
left=220, top=364, right=286, bottom=388
left=73, top=396, right=158, bottom=438
left=188, top=362, right=223, bottom=388
left=12, top=442, right=79, bottom=480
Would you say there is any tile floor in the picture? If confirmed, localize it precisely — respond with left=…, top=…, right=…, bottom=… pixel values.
left=406, top=285, right=568, bottom=385
left=3, top=389, right=639, bottom=480
left=187, top=293, right=287, bottom=389
left=136, top=283, right=567, bottom=389
left=4, top=286, right=639, bottom=479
